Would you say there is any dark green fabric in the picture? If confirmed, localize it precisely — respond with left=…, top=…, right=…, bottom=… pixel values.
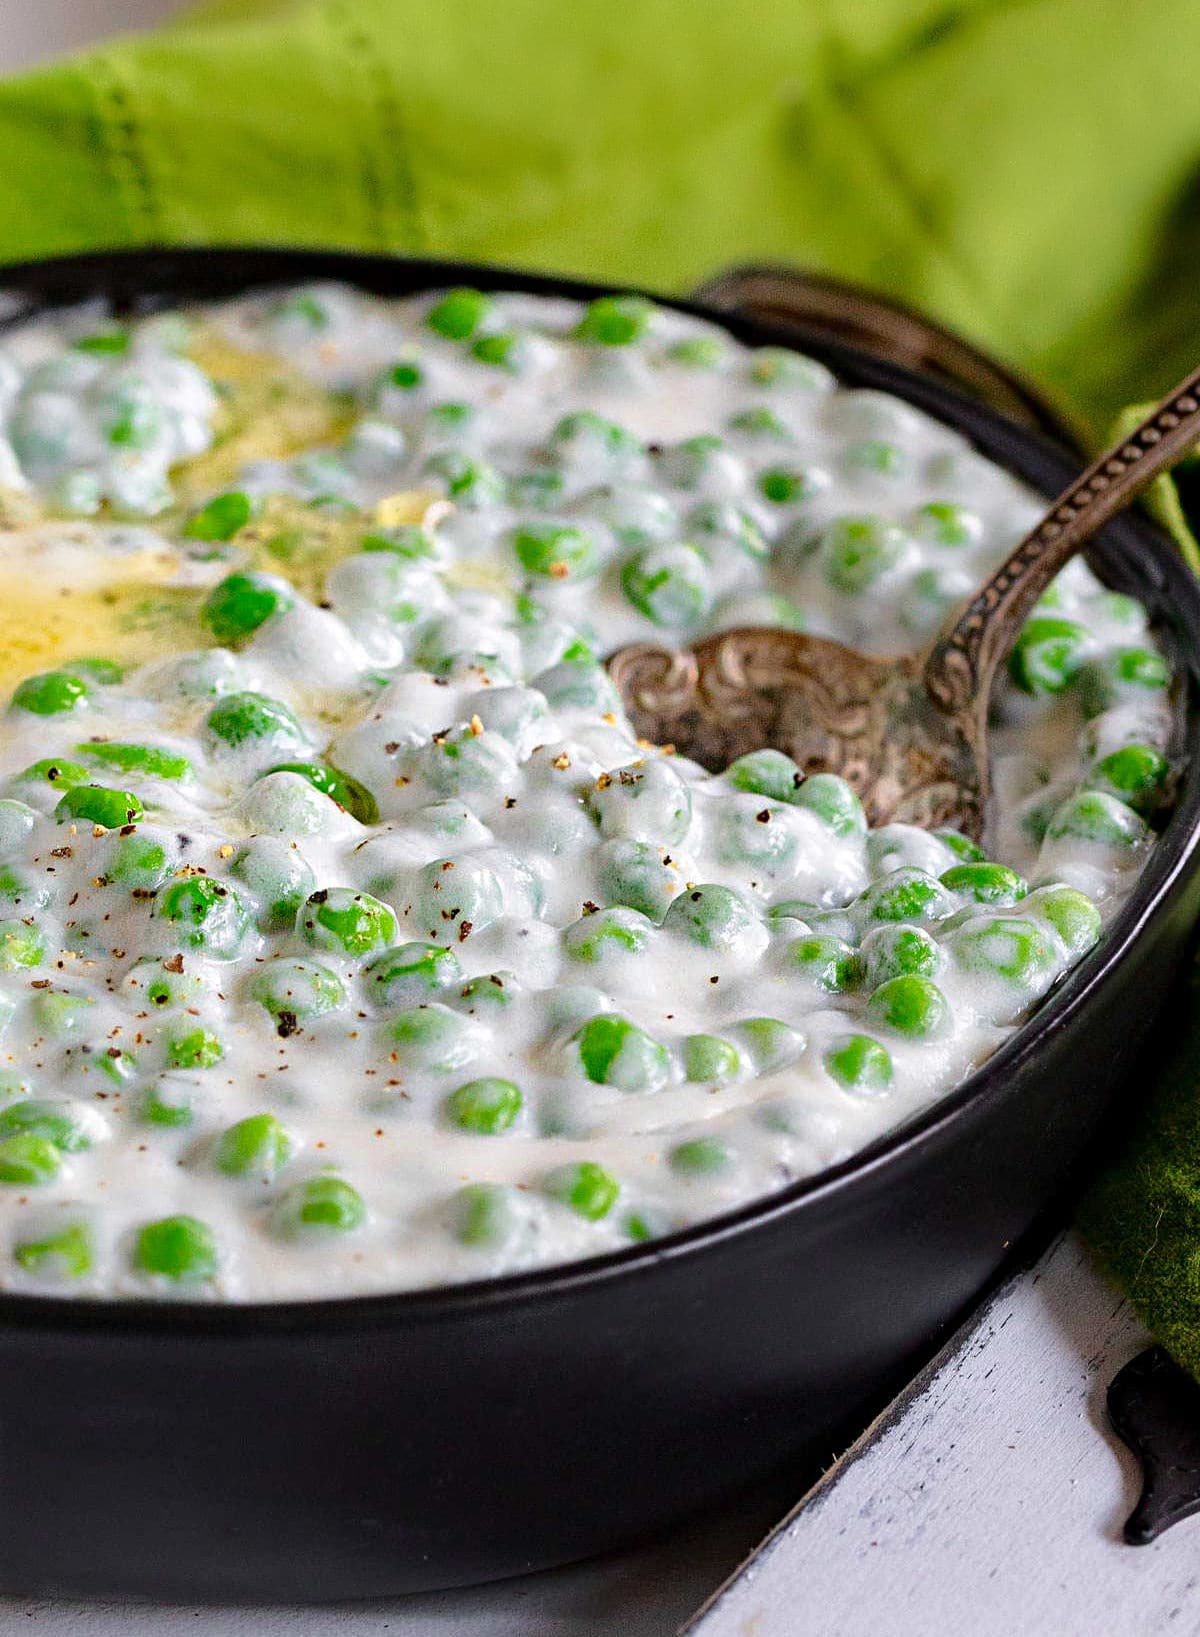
left=6, top=0, right=1200, bottom=1365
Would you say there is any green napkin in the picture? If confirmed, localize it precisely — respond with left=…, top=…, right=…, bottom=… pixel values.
left=3, top=0, right=1200, bottom=437
left=5, top=0, right=1200, bottom=1367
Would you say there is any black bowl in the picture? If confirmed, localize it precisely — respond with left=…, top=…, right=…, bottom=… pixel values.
left=0, top=249, right=1196, bottom=1602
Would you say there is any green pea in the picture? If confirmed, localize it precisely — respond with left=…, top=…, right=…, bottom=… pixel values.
left=588, top=758, right=692, bottom=845
left=452, top=971, right=519, bottom=1013
left=414, top=855, right=504, bottom=943
left=139, top=1082, right=195, bottom=1127
left=423, top=400, right=476, bottom=441
left=134, top=1215, right=218, bottom=1280
left=471, top=329, right=523, bottom=368
left=0, top=1098, right=96, bottom=1152
left=911, top=501, right=980, bottom=548
left=843, top=438, right=909, bottom=478
left=78, top=742, right=191, bottom=780
left=563, top=906, right=655, bottom=963
left=621, top=542, right=712, bottom=627
left=550, top=409, right=643, bottom=463
left=749, top=348, right=832, bottom=390
left=1045, top=790, right=1148, bottom=847
left=731, top=1017, right=804, bottom=1072
left=0, top=864, right=51, bottom=914
left=533, top=658, right=621, bottom=713
left=940, top=862, right=1027, bottom=906
left=0, top=919, right=44, bottom=970
left=214, top=1113, right=292, bottom=1181
left=202, top=572, right=294, bottom=644
left=1007, top=617, right=1090, bottom=695
left=1089, top=743, right=1169, bottom=810
left=669, top=1136, right=732, bottom=1176
left=663, top=884, right=761, bottom=954
left=655, top=434, right=732, bottom=491
left=453, top=1182, right=521, bottom=1246
left=204, top=692, right=306, bottom=753
left=597, top=839, right=683, bottom=922
left=231, top=838, right=316, bottom=932
left=867, top=974, right=948, bottom=1038
left=867, top=824, right=956, bottom=879
left=74, top=327, right=129, bottom=355
left=421, top=451, right=506, bottom=509
left=106, top=828, right=173, bottom=890
left=727, top=749, right=802, bottom=803
left=14, top=1220, right=92, bottom=1277
left=361, top=523, right=441, bottom=560
left=55, top=786, right=144, bottom=829
left=824, top=1033, right=894, bottom=1094
left=15, top=759, right=89, bottom=795
left=156, top=876, right=249, bottom=960
left=788, top=935, right=862, bottom=993
left=575, top=294, right=653, bottom=346
left=1027, top=885, right=1102, bottom=957
left=758, top=465, right=820, bottom=505
left=271, top=1176, right=366, bottom=1238
left=420, top=725, right=517, bottom=802
left=512, top=522, right=601, bottom=580
left=0, top=1129, right=61, bottom=1185
left=667, top=335, right=725, bottom=368
left=1079, top=647, right=1170, bottom=715
left=250, top=958, right=346, bottom=1033
left=729, top=405, right=790, bottom=438
left=623, top=1207, right=668, bottom=1242
left=685, top=500, right=768, bottom=559
left=426, top=286, right=495, bottom=340
left=821, top=516, right=906, bottom=595
left=298, top=887, right=397, bottom=957
left=574, top=1013, right=670, bottom=1093
left=387, top=1003, right=478, bottom=1073
left=32, top=988, right=93, bottom=1037
left=856, top=867, right=956, bottom=927
left=445, top=1077, right=523, bottom=1135
left=167, top=1028, right=223, bottom=1070
left=261, top=761, right=379, bottom=825
left=860, top=923, right=941, bottom=988
left=950, top=916, right=1059, bottom=986
left=72, top=657, right=125, bottom=685
left=366, top=942, right=461, bottom=1008
left=793, top=773, right=867, bottom=839
left=270, top=289, right=330, bottom=330
left=12, top=669, right=90, bottom=715
left=936, top=829, right=986, bottom=864
left=98, top=1048, right=137, bottom=1088
left=545, top=1160, right=620, bottom=1219
left=183, top=491, right=254, bottom=542
left=683, top=1033, right=743, bottom=1085
left=508, top=469, right=567, bottom=511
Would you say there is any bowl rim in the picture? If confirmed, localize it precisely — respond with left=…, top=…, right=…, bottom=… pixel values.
left=0, top=244, right=1196, bottom=1333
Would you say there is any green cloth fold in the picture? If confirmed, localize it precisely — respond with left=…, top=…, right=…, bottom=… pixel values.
left=3, top=0, right=1200, bottom=434
left=5, top=0, right=1200, bottom=1364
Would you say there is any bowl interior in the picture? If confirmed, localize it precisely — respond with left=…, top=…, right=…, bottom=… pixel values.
left=0, top=246, right=1196, bottom=1328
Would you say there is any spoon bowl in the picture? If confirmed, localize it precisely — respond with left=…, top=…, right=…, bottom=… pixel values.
left=609, top=364, right=1200, bottom=841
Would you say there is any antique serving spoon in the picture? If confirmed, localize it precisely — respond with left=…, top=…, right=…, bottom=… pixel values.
left=607, top=364, right=1200, bottom=842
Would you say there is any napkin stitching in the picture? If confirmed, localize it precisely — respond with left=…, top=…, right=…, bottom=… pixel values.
left=321, top=1, right=424, bottom=253
left=85, top=55, right=164, bottom=245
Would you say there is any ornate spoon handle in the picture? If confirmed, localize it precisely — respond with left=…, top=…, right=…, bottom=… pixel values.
left=924, top=363, right=1200, bottom=718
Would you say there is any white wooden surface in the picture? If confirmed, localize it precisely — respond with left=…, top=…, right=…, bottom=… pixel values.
left=688, top=1233, right=1196, bottom=1637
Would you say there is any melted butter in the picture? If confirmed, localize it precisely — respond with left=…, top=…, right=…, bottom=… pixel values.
left=177, top=326, right=354, bottom=499
left=0, top=530, right=204, bottom=690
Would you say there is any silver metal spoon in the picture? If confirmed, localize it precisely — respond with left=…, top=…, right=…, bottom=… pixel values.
left=607, top=364, right=1200, bottom=842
